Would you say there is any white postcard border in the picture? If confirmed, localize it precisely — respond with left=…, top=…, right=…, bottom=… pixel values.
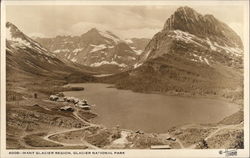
left=1, top=1, right=249, bottom=158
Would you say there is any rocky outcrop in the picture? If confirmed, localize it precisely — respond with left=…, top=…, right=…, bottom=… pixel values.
left=163, top=6, right=242, bottom=48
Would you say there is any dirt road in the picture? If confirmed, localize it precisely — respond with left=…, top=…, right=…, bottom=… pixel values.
left=43, top=127, right=99, bottom=149
left=42, top=108, right=100, bottom=149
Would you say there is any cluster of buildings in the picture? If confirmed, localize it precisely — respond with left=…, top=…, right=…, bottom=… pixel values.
left=49, top=93, right=91, bottom=110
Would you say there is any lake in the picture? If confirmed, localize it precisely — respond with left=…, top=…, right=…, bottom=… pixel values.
left=64, top=83, right=239, bottom=133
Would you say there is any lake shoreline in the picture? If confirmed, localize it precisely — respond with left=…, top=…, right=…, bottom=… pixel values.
left=6, top=82, right=243, bottom=150
left=60, top=82, right=244, bottom=149
left=66, top=82, right=243, bottom=108
left=64, top=82, right=241, bottom=133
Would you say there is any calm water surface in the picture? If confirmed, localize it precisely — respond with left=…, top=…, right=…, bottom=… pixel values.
left=64, top=83, right=239, bottom=133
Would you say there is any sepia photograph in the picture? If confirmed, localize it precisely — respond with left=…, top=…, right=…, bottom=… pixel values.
left=0, top=0, right=249, bottom=158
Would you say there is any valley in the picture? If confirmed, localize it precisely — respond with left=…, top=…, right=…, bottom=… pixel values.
left=5, top=6, right=244, bottom=150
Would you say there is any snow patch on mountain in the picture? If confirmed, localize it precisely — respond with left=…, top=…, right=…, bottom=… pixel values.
left=90, top=61, right=127, bottom=67
left=167, top=30, right=242, bottom=58
left=108, top=45, right=114, bottom=49
left=134, top=63, right=143, bottom=68
left=11, top=38, right=32, bottom=49
left=7, top=27, right=32, bottom=48
left=73, top=48, right=83, bottom=53
left=214, top=42, right=242, bottom=57
left=129, top=46, right=143, bottom=55
left=130, top=57, right=136, bottom=60
left=142, top=50, right=152, bottom=61
left=71, top=57, right=77, bottom=63
left=168, top=30, right=204, bottom=47
left=98, top=30, right=121, bottom=44
left=67, top=53, right=71, bottom=60
left=206, top=38, right=217, bottom=51
left=133, top=49, right=143, bottom=55
left=204, top=58, right=210, bottom=65
left=125, top=39, right=133, bottom=44
left=90, top=44, right=107, bottom=53
left=190, top=53, right=210, bottom=65
left=54, top=49, right=70, bottom=53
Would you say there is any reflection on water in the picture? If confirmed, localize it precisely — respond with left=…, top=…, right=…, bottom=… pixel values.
left=64, top=83, right=239, bottom=133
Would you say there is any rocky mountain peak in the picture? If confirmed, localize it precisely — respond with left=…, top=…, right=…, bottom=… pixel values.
left=163, top=6, right=243, bottom=48
left=6, top=21, right=26, bottom=40
left=83, top=28, right=102, bottom=38
left=6, top=22, right=54, bottom=58
left=6, top=22, right=33, bottom=42
left=163, top=6, right=201, bottom=31
left=82, top=28, right=121, bottom=45
left=6, top=21, right=15, bottom=29
left=175, top=6, right=199, bottom=18
left=86, top=28, right=99, bottom=34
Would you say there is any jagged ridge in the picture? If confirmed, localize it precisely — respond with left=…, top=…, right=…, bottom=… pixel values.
left=35, top=28, right=149, bottom=73
left=163, top=6, right=243, bottom=49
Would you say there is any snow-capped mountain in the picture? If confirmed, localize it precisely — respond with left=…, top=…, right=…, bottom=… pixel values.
left=139, top=6, right=243, bottom=68
left=107, top=6, right=243, bottom=98
left=6, top=22, right=93, bottom=79
left=35, top=28, right=149, bottom=71
left=6, top=22, right=63, bottom=73
left=6, top=22, right=57, bottom=59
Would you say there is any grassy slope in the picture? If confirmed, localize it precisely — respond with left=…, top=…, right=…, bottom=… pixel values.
left=98, top=38, right=243, bottom=104
left=100, top=57, right=243, bottom=102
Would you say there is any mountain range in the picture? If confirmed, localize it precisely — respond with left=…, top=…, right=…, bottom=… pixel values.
left=34, top=29, right=150, bottom=73
left=6, top=6, right=244, bottom=101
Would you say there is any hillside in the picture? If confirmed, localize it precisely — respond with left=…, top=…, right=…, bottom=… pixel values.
left=101, top=6, right=243, bottom=103
left=6, top=22, right=95, bottom=100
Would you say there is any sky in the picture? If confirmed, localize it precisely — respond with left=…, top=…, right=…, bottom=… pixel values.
left=6, top=5, right=245, bottom=39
